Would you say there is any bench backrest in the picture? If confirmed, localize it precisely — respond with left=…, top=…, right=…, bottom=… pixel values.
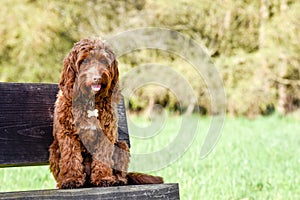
left=0, top=82, right=130, bottom=167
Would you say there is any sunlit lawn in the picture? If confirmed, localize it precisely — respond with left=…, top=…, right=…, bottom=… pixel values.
left=0, top=114, right=299, bottom=199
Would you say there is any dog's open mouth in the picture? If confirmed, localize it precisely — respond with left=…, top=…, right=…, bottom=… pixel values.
left=91, top=84, right=101, bottom=92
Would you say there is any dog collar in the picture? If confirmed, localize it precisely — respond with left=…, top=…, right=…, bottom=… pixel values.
left=87, top=109, right=98, bottom=118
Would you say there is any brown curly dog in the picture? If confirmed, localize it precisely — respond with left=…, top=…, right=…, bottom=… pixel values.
left=49, top=38, right=163, bottom=189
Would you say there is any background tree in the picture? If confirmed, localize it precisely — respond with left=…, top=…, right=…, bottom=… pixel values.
left=0, top=0, right=299, bottom=116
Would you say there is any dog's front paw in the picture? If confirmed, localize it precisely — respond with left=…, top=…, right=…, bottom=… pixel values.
left=114, top=173, right=127, bottom=186
left=91, top=176, right=115, bottom=187
left=100, top=179, right=114, bottom=187
left=58, top=178, right=85, bottom=189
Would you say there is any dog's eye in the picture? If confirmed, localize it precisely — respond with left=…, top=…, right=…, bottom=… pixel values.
left=82, top=59, right=89, bottom=64
left=99, top=58, right=109, bottom=66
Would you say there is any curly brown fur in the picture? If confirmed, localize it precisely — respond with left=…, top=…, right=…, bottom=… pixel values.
left=49, top=38, right=163, bottom=189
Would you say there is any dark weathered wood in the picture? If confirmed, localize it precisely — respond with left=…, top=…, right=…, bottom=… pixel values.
left=0, top=184, right=179, bottom=200
left=116, top=95, right=130, bottom=147
left=0, top=82, right=129, bottom=167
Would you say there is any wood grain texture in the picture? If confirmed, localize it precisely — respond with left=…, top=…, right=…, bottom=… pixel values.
left=0, top=184, right=179, bottom=200
left=0, top=82, right=130, bottom=167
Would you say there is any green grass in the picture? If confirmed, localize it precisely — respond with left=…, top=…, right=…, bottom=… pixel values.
left=1, top=114, right=299, bottom=199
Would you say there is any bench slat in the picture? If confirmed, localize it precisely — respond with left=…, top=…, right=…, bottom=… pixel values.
left=0, top=184, right=179, bottom=200
left=0, top=82, right=130, bottom=167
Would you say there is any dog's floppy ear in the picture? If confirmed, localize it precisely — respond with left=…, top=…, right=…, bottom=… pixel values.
left=59, top=39, right=92, bottom=100
left=108, top=57, right=120, bottom=102
left=110, top=59, right=119, bottom=90
left=59, top=48, right=78, bottom=100
left=102, top=43, right=120, bottom=101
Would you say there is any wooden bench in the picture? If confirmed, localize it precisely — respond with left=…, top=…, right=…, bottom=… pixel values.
left=0, top=82, right=180, bottom=200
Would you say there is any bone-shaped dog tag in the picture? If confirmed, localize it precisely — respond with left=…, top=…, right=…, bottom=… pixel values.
left=87, top=109, right=99, bottom=118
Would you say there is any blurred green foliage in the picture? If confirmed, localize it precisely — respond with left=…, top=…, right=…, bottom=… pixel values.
left=0, top=0, right=299, bottom=116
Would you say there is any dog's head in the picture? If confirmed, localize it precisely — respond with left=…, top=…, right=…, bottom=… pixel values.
left=59, top=38, right=119, bottom=100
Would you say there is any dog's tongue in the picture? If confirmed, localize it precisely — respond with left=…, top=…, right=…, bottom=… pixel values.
left=91, top=84, right=101, bottom=92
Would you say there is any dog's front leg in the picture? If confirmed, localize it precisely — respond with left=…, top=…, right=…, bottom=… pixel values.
left=79, top=122, right=115, bottom=187
left=90, top=132, right=115, bottom=187
left=57, top=133, right=86, bottom=189
left=113, top=141, right=130, bottom=185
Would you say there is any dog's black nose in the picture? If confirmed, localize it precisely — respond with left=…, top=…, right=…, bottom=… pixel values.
left=93, top=75, right=101, bottom=82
